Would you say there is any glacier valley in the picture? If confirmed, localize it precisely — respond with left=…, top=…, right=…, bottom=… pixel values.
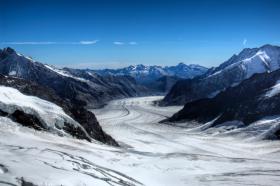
left=0, top=96, right=280, bottom=186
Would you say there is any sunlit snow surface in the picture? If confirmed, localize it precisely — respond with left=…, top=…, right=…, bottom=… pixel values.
left=1, top=96, right=280, bottom=185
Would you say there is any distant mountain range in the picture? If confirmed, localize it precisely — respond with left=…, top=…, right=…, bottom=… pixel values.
left=95, top=63, right=208, bottom=80
left=161, top=44, right=280, bottom=105
left=94, top=63, right=208, bottom=92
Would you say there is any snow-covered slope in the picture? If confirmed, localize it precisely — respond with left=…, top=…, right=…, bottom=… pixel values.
left=0, top=117, right=141, bottom=186
left=207, top=45, right=280, bottom=79
left=0, top=73, right=118, bottom=145
left=162, top=44, right=280, bottom=105
left=44, top=64, right=89, bottom=82
left=0, top=86, right=91, bottom=139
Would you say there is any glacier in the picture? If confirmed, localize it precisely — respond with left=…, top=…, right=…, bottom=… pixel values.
left=0, top=96, right=280, bottom=186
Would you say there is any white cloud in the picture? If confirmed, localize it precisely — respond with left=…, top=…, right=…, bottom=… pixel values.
left=1, top=40, right=99, bottom=45
left=129, top=41, right=137, bottom=45
left=113, top=41, right=138, bottom=45
left=243, top=38, right=247, bottom=46
left=59, top=61, right=131, bottom=69
left=79, top=40, right=98, bottom=45
left=1, top=41, right=57, bottom=45
left=113, top=41, right=124, bottom=45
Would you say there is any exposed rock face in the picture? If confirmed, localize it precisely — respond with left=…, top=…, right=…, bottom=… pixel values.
left=149, top=76, right=182, bottom=93
left=20, top=177, right=38, bottom=186
left=63, top=68, right=147, bottom=101
left=10, top=110, right=44, bottom=131
left=161, top=44, right=280, bottom=106
left=0, top=75, right=118, bottom=146
left=165, top=69, right=280, bottom=131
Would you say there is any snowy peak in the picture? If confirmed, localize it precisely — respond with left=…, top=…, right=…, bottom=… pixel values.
left=209, top=44, right=280, bottom=78
left=162, top=44, right=280, bottom=106
left=93, top=63, right=207, bottom=93
left=164, top=63, right=208, bottom=78
left=95, top=63, right=208, bottom=82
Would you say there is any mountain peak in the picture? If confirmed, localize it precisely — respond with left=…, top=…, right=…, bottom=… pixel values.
left=259, top=44, right=280, bottom=52
left=2, top=47, right=16, bottom=55
left=0, top=47, right=18, bottom=60
left=238, top=44, right=280, bottom=57
left=260, top=44, right=278, bottom=49
left=177, top=62, right=186, bottom=66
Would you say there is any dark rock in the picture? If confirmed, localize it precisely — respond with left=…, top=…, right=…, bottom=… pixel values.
left=19, top=177, right=38, bottom=186
left=145, top=76, right=182, bottom=93
left=70, top=107, right=119, bottom=146
left=10, top=110, right=44, bottom=131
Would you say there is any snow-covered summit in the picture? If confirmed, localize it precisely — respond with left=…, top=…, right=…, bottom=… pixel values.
left=95, top=63, right=208, bottom=83
left=207, top=44, right=280, bottom=79
left=162, top=44, right=280, bottom=105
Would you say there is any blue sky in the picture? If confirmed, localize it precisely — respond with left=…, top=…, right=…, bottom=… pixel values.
left=0, top=0, right=280, bottom=69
